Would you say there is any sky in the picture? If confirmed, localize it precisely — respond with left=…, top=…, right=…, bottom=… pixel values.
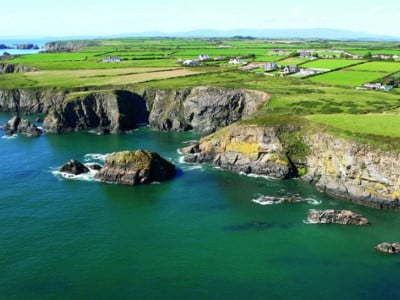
left=1, top=0, right=400, bottom=38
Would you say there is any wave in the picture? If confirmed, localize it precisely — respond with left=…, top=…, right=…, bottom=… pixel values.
left=1, top=134, right=17, bottom=139
left=183, top=140, right=198, bottom=144
left=239, top=172, right=277, bottom=181
left=51, top=166, right=101, bottom=182
left=252, top=195, right=322, bottom=206
left=84, top=153, right=109, bottom=162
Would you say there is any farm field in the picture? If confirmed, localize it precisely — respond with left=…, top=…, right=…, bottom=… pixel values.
left=302, top=59, right=362, bottom=70
left=307, top=114, right=400, bottom=138
left=2, top=37, right=400, bottom=144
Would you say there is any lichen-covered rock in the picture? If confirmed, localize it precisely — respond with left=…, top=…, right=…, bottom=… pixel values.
left=307, top=209, right=369, bottom=225
left=60, top=160, right=89, bottom=175
left=95, top=150, right=176, bottom=185
left=3, top=116, right=42, bottom=137
left=375, top=243, right=400, bottom=254
left=181, top=124, right=296, bottom=179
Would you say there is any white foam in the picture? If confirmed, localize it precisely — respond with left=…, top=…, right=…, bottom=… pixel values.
left=177, top=149, right=183, bottom=155
left=84, top=153, right=109, bottom=162
left=183, top=140, right=198, bottom=144
left=303, top=219, right=318, bottom=225
left=51, top=167, right=101, bottom=182
left=252, top=195, right=322, bottom=206
left=1, top=134, right=17, bottom=139
left=239, top=172, right=277, bottom=181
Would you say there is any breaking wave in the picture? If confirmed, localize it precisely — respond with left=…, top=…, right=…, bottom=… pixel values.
left=84, top=153, right=109, bottom=162
left=1, top=134, right=17, bottom=139
left=51, top=165, right=101, bottom=182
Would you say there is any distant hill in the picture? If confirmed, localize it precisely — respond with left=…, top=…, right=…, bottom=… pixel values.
left=120, top=28, right=400, bottom=41
left=2, top=28, right=399, bottom=42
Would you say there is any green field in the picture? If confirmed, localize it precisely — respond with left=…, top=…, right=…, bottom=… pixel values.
left=2, top=37, right=400, bottom=146
left=302, top=59, right=362, bottom=70
left=307, top=114, right=400, bottom=138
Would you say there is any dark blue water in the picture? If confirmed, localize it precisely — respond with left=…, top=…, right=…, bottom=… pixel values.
left=1, top=112, right=400, bottom=299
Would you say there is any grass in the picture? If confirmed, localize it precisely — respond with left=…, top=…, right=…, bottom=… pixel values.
left=307, top=114, right=400, bottom=138
left=346, top=61, right=400, bottom=73
left=309, top=70, right=387, bottom=87
left=301, top=59, right=362, bottom=70
left=278, top=57, right=310, bottom=65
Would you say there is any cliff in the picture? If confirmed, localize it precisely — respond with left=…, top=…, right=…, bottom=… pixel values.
left=0, top=63, right=38, bottom=74
left=42, top=87, right=269, bottom=134
left=182, top=122, right=400, bottom=209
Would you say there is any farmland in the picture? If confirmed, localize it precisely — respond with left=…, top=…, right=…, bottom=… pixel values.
left=2, top=37, right=400, bottom=145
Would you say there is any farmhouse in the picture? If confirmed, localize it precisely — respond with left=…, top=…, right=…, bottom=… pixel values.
left=102, top=56, right=122, bottom=63
left=264, top=62, right=278, bottom=71
left=283, top=65, right=300, bottom=75
left=299, top=50, right=314, bottom=58
left=183, top=59, right=199, bottom=66
left=229, top=58, right=243, bottom=65
left=359, top=83, right=394, bottom=92
left=198, top=54, right=210, bottom=61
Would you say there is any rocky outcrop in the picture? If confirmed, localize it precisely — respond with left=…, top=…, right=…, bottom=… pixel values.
left=252, top=195, right=302, bottom=205
left=15, top=44, right=39, bottom=50
left=181, top=122, right=400, bottom=209
left=44, top=41, right=99, bottom=53
left=43, top=91, right=147, bottom=133
left=95, top=150, right=176, bottom=185
left=60, top=160, right=89, bottom=175
left=375, top=243, right=400, bottom=254
left=41, top=87, right=268, bottom=134
left=0, top=63, right=37, bottom=74
left=307, top=209, right=369, bottom=225
left=145, top=86, right=269, bottom=134
left=182, top=124, right=296, bottom=179
left=3, top=116, right=42, bottom=137
left=0, top=89, right=66, bottom=114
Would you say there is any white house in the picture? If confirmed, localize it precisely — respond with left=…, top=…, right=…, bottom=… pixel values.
left=264, top=62, right=278, bottom=71
left=229, top=58, right=243, bottom=65
left=198, top=54, right=210, bottom=61
left=102, top=56, right=122, bottom=63
left=183, top=59, right=199, bottom=66
left=361, top=83, right=394, bottom=92
left=283, top=65, right=300, bottom=75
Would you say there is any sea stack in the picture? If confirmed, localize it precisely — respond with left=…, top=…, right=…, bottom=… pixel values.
left=95, top=150, right=176, bottom=185
left=3, top=116, right=42, bottom=137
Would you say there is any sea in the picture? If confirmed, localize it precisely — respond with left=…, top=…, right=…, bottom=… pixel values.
left=1, top=112, right=400, bottom=299
left=0, top=39, right=50, bottom=56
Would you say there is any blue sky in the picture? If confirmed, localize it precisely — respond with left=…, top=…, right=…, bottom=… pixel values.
left=1, top=0, right=399, bottom=37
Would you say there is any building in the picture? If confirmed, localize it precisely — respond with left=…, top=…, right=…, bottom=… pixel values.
left=198, top=54, right=210, bottom=61
left=264, top=62, right=278, bottom=71
left=102, top=56, right=122, bottom=63
left=182, top=59, right=199, bottom=66
left=299, top=50, right=313, bottom=58
left=283, top=65, right=300, bottom=75
left=361, top=83, right=394, bottom=91
left=229, top=58, right=243, bottom=65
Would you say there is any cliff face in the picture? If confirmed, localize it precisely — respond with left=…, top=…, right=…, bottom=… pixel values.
left=42, top=87, right=269, bottom=134
left=145, top=86, right=269, bottom=134
left=0, top=89, right=66, bottom=113
left=44, top=91, right=145, bottom=133
left=183, top=123, right=400, bottom=209
left=0, top=63, right=37, bottom=74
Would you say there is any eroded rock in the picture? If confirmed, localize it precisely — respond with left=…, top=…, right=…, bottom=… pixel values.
left=375, top=242, right=400, bottom=254
left=95, top=150, right=176, bottom=185
left=60, top=160, right=90, bottom=175
left=307, top=209, right=369, bottom=226
left=3, top=116, right=42, bottom=137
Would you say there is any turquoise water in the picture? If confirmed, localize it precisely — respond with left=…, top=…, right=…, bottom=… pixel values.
left=0, top=39, right=49, bottom=55
left=1, top=112, right=400, bottom=299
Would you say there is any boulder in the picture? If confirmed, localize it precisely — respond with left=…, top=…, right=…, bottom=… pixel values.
left=95, top=150, right=176, bottom=185
left=86, top=163, right=103, bottom=171
left=375, top=243, right=400, bottom=254
left=60, top=160, right=90, bottom=175
left=307, top=209, right=369, bottom=226
left=180, top=143, right=200, bottom=155
left=3, top=116, right=42, bottom=137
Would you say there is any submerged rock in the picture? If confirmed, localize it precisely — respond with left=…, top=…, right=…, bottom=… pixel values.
left=95, top=150, right=176, bottom=185
left=375, top=242, right=400, bottom=254
left=3, top=116, right=42, bottom=137
left=60, top=160, right=90, bottom=175
left=307, top=209, right=369, bottom=226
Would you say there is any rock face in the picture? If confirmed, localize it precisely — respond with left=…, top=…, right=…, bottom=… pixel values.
left=375, top=243, right=400, bottom=254
left=182, top=124, right=297, bottom=179
left=15, top=44, right=39, bottom=50
left=0, top=89, right=66, bottom=114
left=3, top=116, right=42, bottom=137
left=307, top=210, right=369, bottom=225
left=145, top=87, right=269, bottom=134
left=44, top=91, right=146, bottom=133
left=182, top=122, right=400, bottom=209
left=95, top=150, right=176, bottom=185
left=40, top=87, right=268, bottom=134
left=60, top=160, right=89, bottom=175
left=0, top=63, right=37, bottom=74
